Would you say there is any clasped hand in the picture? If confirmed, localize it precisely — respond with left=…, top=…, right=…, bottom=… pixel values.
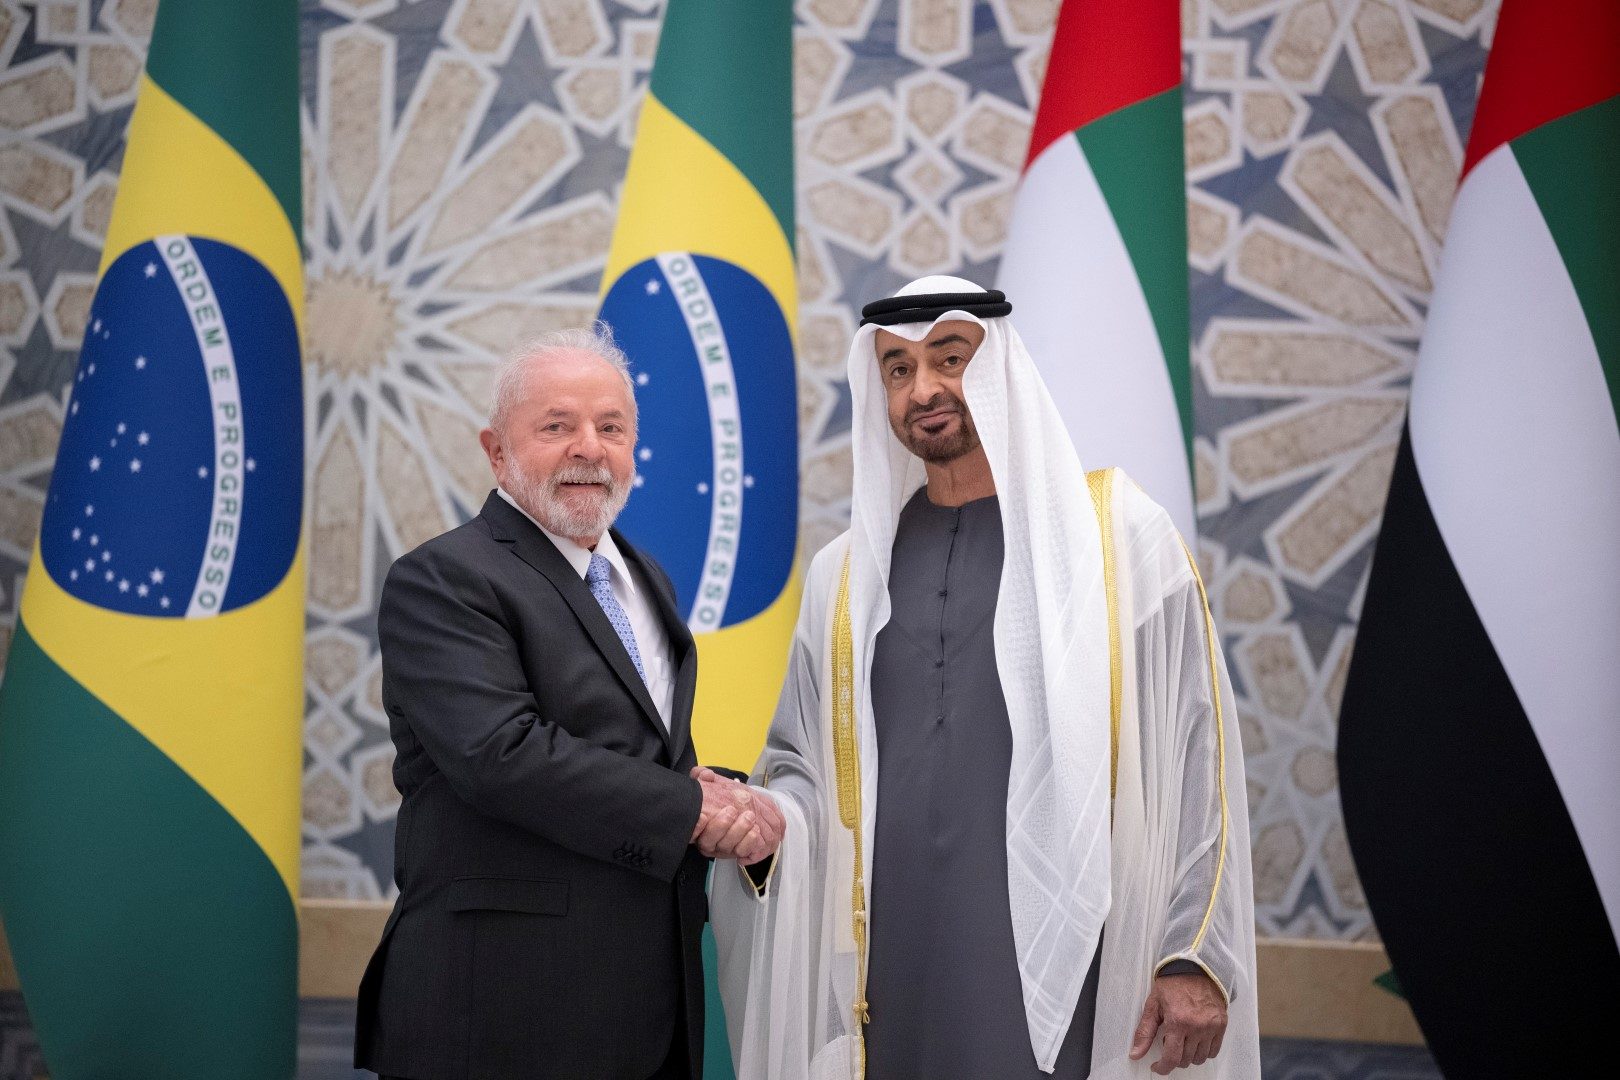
left=688, top=766, right=784, bottom=866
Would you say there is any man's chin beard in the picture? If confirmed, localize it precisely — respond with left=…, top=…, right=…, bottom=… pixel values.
left=900, top=423, right=980, bottom=464
left=505, top=464, right=633, bottom=540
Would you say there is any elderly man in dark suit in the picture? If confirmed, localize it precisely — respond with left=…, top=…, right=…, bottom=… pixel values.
left=354, top=324, right=785, bottom=1080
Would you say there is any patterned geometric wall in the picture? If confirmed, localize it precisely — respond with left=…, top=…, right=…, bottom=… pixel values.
left=0, top=0, right=1496, bottom=941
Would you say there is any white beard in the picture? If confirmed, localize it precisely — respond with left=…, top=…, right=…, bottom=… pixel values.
left=505, top=457, right=633, bottom=541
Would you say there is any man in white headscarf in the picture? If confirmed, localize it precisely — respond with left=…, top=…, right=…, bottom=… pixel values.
left=709, top=277, right=1259, bottom=1079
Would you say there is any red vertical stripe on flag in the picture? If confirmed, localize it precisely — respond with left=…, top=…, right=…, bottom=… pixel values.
left=1024, top=0, right=1180, bottom=170
left=1462, top=0, right=1620, bottom=179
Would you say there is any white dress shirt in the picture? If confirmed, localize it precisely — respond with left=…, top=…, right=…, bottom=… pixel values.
left=497, top=488, right=676, bottom=731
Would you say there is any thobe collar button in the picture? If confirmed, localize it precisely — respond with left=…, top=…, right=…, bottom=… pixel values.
left=938, top=588, right=948, bottom=597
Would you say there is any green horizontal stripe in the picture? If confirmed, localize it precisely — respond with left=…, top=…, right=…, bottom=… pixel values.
left=1075, top=87, right=1194, bottom=463
left=143, top=0, right=300, bottom=230
left=1513, top=94, right=1620, bottom=433
left=0, top=621, right=297, bottom=1080
left=648, top=0, right=794, bottom=241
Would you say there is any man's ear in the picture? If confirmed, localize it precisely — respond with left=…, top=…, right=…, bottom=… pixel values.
left=479, top=427, right=503, bottom=478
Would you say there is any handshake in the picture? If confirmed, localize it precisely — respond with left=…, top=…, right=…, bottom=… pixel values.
left=688, top=765, right=785, bottom=866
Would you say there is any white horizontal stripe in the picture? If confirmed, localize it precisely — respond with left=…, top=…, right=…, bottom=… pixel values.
left=998, top=134, right=1196, bottom=539
left=1409, top=144, right=1620, bottom=944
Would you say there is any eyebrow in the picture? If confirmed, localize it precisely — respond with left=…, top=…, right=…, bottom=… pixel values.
left=879, top=333, right=973, bottom=363
left=540, top=406, right=628, bottom=420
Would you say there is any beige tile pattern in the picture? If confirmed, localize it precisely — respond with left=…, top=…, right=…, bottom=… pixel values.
left=309, top=426, right=366, bottom=615
left=84, top=42, right=140, bottom=108
left=1204, top=323, right=1409, bottom=392
left=808, top=96, right=901, bottom=168
left=0, top=482, right=44, bottom=561
left=449, top=0, right=525, bottom=56
left=1378, top=91, right=1462, bottom=244
left=533, top=0, right=609, bottom=60
left=0, top=400, right=63, bottom=478
left=0, top=2, right=1499, bottom=937
left=386, top=57, right=492, bottom=231
left=1288, top=137, right=1432, bottom=293
left=304, top=269, right=402, bottom=380
left=0, top=57, right=77, bottom=131
left=1233, top=223, right=1414, bottom=330
left=323, top=28, right=389, bottom=223
left=421, top=108, right=579, bottom=255
left=0, top=143, right=79, bottom=221
left=0, top=275, right=37, bottom=345
left=307, top=633, right=367, bottom=699
left=101, top=0, right=157, bottom=39
left=73, top=173, right=117, bottom=243
left=443, top=196, right=613, bottom=291
left=1225, top=397, right=1404, bottom=493
left=1268, top=443, right=1399, bottom=585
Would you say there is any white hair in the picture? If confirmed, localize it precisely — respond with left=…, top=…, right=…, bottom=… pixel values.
left=488, top=321, right=637, bottom=436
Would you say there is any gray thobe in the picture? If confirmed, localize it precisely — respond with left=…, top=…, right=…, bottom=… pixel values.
left=864, top=489, right=1100, bottom=1079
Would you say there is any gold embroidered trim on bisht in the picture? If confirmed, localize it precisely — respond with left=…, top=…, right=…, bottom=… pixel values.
left=1086, top=468, right=1122, bottom=799
left=831, top=550, right=870, bottom=1073
left=1179, top=540, right=1231, bottom=955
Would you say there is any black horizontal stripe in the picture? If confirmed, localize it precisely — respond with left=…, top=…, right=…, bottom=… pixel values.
left=1340, top=426, right=1619, bottom=1078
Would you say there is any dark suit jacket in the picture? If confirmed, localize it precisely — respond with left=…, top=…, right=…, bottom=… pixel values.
left=355, top=492, right=708, bottom=1080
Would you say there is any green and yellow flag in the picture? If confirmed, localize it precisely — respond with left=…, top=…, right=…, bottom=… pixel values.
left=597, top=5, right=796, bottom=1075
left=0, top=2, right=304, bottom=1076
left=599, top=0, right=799, bottom=776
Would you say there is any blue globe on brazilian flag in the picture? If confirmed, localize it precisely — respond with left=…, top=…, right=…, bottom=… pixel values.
left=600, top=0, right=800, bottom=777
left=603, top=255, right=796, bottom=636
left=41, top=237, right=301, bottom=618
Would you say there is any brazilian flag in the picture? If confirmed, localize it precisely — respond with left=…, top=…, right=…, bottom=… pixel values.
left=597, top=3, right=797, bottom=1076
left=0, top=2, right=304, bottom=1077
left=601, top=0, right=799, bottom=775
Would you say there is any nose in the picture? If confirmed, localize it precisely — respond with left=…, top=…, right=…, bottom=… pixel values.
left=911, top=363, right=946, bottom=406
left=570, top=425, right=605, bottom=462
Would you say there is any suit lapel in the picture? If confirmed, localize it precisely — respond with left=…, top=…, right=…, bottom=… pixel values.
left=480, top=494, right=670, bottom=751
left=615, top=528, right=698, bottom=764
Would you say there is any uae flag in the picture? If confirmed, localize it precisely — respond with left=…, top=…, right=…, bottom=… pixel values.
left=1338, top=2, right=1620, bottom=1075
left=999, top=0, right=1194, bottom=538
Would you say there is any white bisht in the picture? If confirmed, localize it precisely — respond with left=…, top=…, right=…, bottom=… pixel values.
left=711, top=277, right=1259, bottom=1078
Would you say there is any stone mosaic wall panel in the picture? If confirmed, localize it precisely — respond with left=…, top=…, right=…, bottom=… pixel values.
left=0, top=0, right=1497, bottom=940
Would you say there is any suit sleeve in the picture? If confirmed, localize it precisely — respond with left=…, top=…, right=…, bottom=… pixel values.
left=379, top=545, right=703, bottom=882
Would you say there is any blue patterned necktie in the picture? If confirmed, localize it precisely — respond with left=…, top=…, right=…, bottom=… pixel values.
left=586, top=553, right=647, bottom=683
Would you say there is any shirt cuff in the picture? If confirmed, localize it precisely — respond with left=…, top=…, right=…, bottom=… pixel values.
left=1153, top=954, right=1233, bottom=1004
